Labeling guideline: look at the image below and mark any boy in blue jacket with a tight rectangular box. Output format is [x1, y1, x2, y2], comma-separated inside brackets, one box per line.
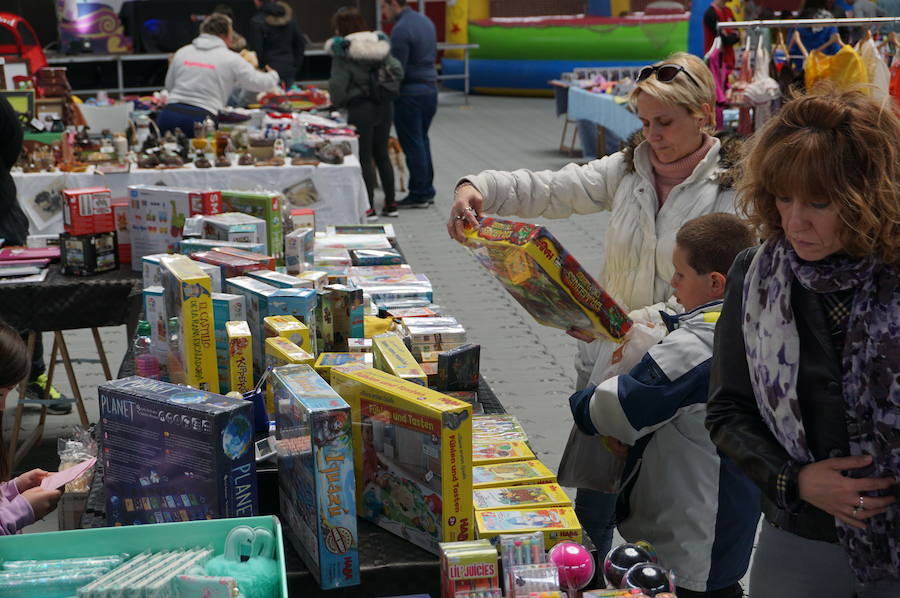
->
[569, 213, 759, 598]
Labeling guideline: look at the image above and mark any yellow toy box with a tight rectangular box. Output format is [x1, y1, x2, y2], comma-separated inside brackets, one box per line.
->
[473, 441, 536, 465]
[372, 334, 427, 386]
[439, 539, 501, 598]
[160, 255, 219, 393]
[264, 337, 314, 413]
[330, 367, 473, 555]
[313, 352, 373, 383]
[464, 218, 631, 342]
[226, 321, 253, 394]
[475, 507, 582, 549]
[264, 315, 311, 354]
[472, 460, 556, 489]
[473, 483, 572, 511]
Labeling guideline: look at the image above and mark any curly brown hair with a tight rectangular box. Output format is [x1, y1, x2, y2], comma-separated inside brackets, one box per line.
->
[737, 84, 900, 264]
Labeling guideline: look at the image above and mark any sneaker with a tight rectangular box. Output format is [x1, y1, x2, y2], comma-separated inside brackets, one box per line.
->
[365, 208, 378, 221]
[381, 204, 399, 218]
[396, 196, 431, 209]
[25, 374, 73, 415]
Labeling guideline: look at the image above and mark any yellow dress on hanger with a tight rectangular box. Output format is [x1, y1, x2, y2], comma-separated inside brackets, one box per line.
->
[804, 45, 870, 92]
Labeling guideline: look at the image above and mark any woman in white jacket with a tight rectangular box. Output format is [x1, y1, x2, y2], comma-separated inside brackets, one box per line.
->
[447, 52, 739, 556]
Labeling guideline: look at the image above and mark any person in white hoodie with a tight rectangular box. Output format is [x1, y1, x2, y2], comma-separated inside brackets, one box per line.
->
[446, 52, 740, 559]
[158, 13, 280, 137]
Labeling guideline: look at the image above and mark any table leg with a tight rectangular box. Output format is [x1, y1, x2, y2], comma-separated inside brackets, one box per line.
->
[91, 328, 112, 381]
[463, 48, 470, 106]
[55, 331, 90, 428]
[6, 332, 35, 474]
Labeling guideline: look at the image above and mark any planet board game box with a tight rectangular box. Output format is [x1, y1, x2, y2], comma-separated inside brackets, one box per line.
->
[464, 218, 631, 342]
[330, 367, 473, 555]
[99, 376, 256, 526]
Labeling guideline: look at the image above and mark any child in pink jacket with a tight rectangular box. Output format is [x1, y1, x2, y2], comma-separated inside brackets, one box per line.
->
[0, 321, 62, 534]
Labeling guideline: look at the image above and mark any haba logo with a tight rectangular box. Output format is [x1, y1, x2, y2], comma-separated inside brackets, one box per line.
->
[457, 517, 471, 540]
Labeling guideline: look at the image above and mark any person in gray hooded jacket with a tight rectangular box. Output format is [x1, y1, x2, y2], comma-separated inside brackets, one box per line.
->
[327, 7, 404, 218]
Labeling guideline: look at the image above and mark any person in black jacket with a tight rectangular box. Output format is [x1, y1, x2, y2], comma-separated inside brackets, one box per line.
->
[0, 96, 71, 414]
[248, 0, 305, 87]
[707, 86, 900, 597]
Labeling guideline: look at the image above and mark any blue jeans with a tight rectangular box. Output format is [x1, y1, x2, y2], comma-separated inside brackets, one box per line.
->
[393, 92, 437, 199]
[156, 103, 214, 138]
[574, 488, 617, 558]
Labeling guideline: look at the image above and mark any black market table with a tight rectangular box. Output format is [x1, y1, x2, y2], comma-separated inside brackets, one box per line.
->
[0, 264, 142, 471]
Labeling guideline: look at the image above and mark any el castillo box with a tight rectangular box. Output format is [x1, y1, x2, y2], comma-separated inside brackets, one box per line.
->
[330, 367, 473, 555]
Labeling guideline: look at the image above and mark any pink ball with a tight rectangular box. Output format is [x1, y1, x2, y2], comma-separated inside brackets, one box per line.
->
[548, 541, 595, 591]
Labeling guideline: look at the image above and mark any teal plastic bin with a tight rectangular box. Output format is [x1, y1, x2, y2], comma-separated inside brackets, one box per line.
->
[0, 515, 289, 598]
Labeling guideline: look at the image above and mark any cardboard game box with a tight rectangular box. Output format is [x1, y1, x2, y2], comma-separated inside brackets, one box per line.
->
[372, 334, 427, 386]
[472, 441, 536, 465]
[160, 255, 219, 393]
[99, 376, 257, 526]
[313, 353, 373, 383]
[472, 483, 572, 510]
[63, 186, 114, 235]
[60, 231, 118, 276]
[128, 185, 222, 271]
[272, 365, 359, 590]
[221, 190, 283, 263]
[323, 285, 364, 351]
[464, 218, 631, 342]
[285, 227, 315, 274]
[203, 212, 266, 246]
[472, 460, 556, 489]
[265, 315, 312, 354]
[112, 201, 131, 265]
[474, 507, 581, 548]
[437, 344, 481, 391]
[226, 321, 253, 394]
[143, 286, 168, 357]
[330, 367, 473, 555]
[213, 293, 246, 393]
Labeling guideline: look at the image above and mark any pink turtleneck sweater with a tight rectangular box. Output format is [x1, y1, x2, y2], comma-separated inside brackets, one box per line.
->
[649, 134, 716, 206]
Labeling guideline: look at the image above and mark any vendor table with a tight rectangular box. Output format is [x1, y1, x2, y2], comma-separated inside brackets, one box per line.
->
[13, 156, 369, 235]
[565, 86, 642, 160]
[0, 265, 142, 471]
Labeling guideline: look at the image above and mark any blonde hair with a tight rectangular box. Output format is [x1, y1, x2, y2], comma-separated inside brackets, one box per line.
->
[629, 52, 716, 132]
[738, 84, 900, 264]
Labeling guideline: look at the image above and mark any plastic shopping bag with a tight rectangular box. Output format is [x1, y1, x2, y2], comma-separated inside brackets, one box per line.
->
[558, 323, 666, 491]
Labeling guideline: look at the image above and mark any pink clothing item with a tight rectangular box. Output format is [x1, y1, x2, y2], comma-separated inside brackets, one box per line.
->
[0, 478, 35, 535]
[649, 134, 716, 206]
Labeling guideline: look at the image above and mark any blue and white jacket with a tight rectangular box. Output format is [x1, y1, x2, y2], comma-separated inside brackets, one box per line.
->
[588, 301, 760, 592]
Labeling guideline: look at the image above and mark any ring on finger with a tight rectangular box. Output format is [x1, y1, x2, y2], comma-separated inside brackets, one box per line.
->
[455, 215, 465, 220]
[859, 495, 865, 509]
[852, 506, 861, 518]
[464, 207, 475, 213]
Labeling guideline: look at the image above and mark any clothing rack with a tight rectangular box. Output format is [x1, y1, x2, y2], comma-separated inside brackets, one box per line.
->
[717, 16, 900, 29]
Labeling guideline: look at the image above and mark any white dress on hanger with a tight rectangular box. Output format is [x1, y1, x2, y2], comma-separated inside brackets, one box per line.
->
[856, 37, 891, 102]
[744, 38, 781, 130]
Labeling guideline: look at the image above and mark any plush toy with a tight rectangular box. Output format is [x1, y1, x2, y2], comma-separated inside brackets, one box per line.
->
[205, 526, 279, 598]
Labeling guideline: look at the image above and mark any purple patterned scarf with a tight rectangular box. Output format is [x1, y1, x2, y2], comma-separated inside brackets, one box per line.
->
[743, 235, 900, 582]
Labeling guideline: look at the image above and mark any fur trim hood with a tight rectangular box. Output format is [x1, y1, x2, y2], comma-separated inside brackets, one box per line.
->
[325, 31, 391, 62]
[620, 131, 742, 190]
[260, 1, 293, 27]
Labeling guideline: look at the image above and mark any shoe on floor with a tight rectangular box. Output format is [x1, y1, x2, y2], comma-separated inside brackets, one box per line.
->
[381, 204, 399, 217]
[25, 374, 73, 415]
[365, 208, 378, 221]
[396, 196, 431, 209]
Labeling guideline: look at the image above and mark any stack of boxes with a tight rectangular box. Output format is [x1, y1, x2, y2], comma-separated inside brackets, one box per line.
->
[61, 187, 118, 275]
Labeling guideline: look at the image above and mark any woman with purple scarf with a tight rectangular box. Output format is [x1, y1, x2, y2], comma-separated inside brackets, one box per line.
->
[706, 85, 899, 597]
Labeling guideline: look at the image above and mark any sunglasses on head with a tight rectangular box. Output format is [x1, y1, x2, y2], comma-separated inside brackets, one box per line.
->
[636, 64, 701, 89]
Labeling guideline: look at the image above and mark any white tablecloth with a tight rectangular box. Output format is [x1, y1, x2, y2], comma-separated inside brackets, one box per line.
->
[567, 87, 642, 141]
[14, 155, 369, 235]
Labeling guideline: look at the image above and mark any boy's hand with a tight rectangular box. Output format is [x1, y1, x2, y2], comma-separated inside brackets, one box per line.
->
[21, 487, 62, 520]
[568, 386, 598, 435]
[603, 436, 629, 457]
[15, 469, 49, 492]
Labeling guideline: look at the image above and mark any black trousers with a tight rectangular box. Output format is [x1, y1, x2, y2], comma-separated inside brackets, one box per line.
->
[347, 98, 395, 209]
[677, 582, 744, 598]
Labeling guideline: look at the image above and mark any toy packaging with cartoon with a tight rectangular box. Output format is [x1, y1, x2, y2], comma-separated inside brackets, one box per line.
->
[463, 218, 631, 342]
[128, 185, 223, 271]
[474, 507, 582, 548]
[202, 212, 267, 246]
[213, 293, 246, 393]
[473, 414, 530, 444]
[226, 321, 253, 395]
[472, 440, 536, 465]
[473, 460, 556, 489]
[323, 284, 364, 351]
[160, 255, 219, 393]
[142, 285, 168, 357]
[99, 376, 257, 526]
[313, 353, 373, 383]
[265, 315, 312, 354]
[439, 539, 502, 598]
[272, 365, 359, 590]
[437, 344, 481, 391]
[472, 483, 572, 510]
[330, 367, 473, 555]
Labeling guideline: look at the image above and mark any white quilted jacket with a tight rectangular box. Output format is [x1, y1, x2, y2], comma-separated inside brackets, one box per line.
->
[463, 138, 737, 313]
